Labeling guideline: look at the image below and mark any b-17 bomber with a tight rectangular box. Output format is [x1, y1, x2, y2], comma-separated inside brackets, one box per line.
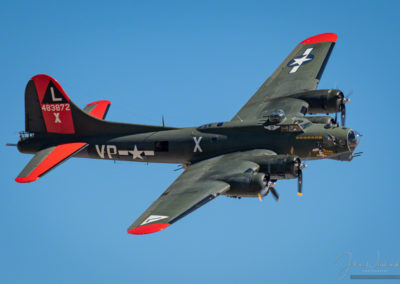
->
[12, 33, 361, 235]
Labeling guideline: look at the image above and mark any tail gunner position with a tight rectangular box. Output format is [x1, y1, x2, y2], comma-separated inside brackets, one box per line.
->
[12, 33, 361, 234]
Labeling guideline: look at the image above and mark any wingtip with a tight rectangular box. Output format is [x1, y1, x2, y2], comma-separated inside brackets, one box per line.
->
[127, 223, 170, 235]
[15, 176, 39, 183]
[300, 33, 338, 45]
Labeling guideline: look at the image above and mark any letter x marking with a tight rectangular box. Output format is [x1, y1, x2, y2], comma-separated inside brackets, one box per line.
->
[54, 112, 61, 123]
[193, 136, 203, 152]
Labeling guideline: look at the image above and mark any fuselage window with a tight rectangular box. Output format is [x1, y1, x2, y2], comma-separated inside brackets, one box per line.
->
[198, 123, 212, 129]
[300, 122, 312, 129]
[281, 125, 302, 132]
[155, 141, 169, 152]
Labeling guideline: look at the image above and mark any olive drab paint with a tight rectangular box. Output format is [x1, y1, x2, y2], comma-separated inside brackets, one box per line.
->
[14, 33, 361, 235]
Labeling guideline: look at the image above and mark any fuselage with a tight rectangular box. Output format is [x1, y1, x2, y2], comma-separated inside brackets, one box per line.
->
[18, 120, 357, 165]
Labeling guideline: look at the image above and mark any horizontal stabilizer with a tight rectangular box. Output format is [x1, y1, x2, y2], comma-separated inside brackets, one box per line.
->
[83, 100, 111, 119]
[15, 142, 87, 183]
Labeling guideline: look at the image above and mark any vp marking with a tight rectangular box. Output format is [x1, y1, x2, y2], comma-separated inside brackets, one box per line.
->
[54, 112, 61, 123]
[193, 136, 203, 152]
[95, 145, 117, 159]
[287, 48, 314, 73]
[95, 144, 155, 160]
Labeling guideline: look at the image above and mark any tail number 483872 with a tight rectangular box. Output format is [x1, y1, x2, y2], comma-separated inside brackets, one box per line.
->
[41, 103, 70, 112]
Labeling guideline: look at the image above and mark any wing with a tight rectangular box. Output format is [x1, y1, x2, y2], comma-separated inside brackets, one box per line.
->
[127, 150, 274, 235]
[232, 33, 337, 122]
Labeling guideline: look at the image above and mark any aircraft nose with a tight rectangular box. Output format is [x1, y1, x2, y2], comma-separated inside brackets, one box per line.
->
[347, 129, 362, 152]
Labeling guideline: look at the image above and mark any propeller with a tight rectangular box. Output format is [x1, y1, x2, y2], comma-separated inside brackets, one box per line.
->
[269, 187, 279, 201]
[258, 180, 278, 202]
[339, 98, 350, 126]
[296, 160, 307, 196]
[297, 168, 303, 196]
[6, 143, 17, 147]
[337, 91, 352, 126]
[258, 159, 306, 201]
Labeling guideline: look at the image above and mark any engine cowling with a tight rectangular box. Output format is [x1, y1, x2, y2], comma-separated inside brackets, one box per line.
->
[223, 172, 266, 197]
[292, 89, 343, 114]
[250, 155, 303, 180]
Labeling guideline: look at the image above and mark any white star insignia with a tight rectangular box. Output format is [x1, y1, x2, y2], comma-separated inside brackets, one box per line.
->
[129, 145, 143, 159]
[291, 56, 312, 66]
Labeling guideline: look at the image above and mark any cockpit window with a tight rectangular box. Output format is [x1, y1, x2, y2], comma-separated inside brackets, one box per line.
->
[322, 135, 335, 147]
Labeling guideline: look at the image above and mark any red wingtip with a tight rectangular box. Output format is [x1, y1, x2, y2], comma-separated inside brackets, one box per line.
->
[127, 223, 170, 235]
[15, 176, 39, 183]
[300, 33, 338, 45]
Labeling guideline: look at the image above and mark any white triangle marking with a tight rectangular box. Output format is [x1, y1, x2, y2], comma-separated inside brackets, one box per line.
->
[141, 215, 169, 225]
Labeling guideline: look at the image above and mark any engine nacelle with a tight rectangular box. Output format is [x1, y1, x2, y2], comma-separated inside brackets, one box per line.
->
[250, 154, 302, 180]
[292, 89, 343, 114]
[223, 172, 266, 197]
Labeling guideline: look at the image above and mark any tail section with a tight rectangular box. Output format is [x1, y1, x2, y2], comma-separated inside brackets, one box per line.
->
[17, 74, 177, 183]
[25, 74, 175, 136]
[25, 74, 105, 134]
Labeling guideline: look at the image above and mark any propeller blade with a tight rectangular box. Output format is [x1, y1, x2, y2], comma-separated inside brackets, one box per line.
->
[258, 185, 270, 202]
[297, 169, 303, 196]
[269, 187, 279, 202]
[6, 143, 17, 146]
[346, 89, 354, 99]
[341, 103, 346, 126]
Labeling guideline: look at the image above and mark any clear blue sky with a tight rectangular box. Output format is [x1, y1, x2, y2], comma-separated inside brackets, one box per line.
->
[1, 1, 399, 283]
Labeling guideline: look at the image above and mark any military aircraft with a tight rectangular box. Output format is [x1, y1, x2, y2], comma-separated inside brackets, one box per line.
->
[12, 33, 361, 235]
